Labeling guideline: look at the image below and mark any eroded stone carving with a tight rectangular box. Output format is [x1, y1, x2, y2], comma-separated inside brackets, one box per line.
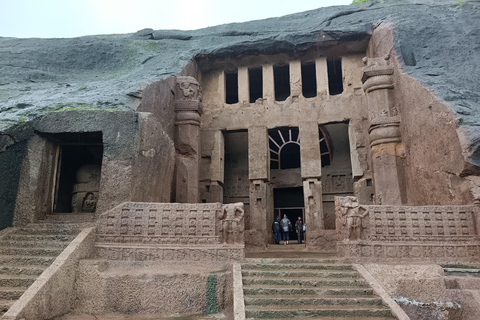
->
[335, 196, 368, 240]
[219, 202, 245, 244]
[174, 76, 203, 119]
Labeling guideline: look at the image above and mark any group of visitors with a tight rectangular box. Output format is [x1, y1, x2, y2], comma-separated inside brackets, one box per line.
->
[272, 214, 305, 245]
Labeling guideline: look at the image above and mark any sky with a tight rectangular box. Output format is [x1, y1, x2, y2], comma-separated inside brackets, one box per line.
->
[0, 0, 352, 38]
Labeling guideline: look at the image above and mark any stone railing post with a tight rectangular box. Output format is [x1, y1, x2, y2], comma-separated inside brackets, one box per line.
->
[362, 55, 403, 205]
[174, 76, 202, 203]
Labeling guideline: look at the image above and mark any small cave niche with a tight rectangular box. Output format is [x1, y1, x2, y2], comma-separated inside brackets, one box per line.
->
[48, 132, 103, 214]
[248, 67, 263, 103]
[327, 58, 343, 96]
[301, 62, 317, 98]
[274, 64, 290, 101]
[225, 69, 239, 104]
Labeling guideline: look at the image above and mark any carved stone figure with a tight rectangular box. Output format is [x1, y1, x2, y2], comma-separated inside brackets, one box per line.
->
[71, 164, 101, 213]
[82, 192, 97, 213]
[335, 196, 368, 241]
[219, 202, 245, 244]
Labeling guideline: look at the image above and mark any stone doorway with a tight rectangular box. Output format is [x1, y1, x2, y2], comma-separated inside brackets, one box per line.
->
[51, 132, 103, 214]
[273, 187, 305, 242]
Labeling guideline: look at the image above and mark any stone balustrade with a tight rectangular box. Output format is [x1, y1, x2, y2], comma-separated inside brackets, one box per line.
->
[335, 196, 480, 262]
[95, 202, 245, 261]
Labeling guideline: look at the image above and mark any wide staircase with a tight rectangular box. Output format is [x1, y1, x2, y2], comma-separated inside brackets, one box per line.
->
[0, 218, 91, 315]
[241, 258, 396, 319]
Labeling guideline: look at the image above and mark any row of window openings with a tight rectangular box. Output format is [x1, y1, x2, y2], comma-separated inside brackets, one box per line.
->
[225, 58, 343, 104]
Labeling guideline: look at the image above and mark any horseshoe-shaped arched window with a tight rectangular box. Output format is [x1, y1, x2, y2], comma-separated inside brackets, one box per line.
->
[269, 127, 332, 170]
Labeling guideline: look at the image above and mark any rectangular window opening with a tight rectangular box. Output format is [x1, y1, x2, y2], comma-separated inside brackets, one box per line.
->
[327, 58, 343, 96]
[301, 62, 317, 98]
[225, 69, 239, 104]
[248, 67, 263, 103]
[274, 64, 290, 101]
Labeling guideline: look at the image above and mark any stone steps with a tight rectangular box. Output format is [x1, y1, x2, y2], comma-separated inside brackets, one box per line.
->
[0, 300, 15, 313]
[0, 246, 64, 256]
[241, 258, 396, 320]
[0, 275, 37, 287]
[0, 239, 72, 249]
[3, 234, 76, 242]
[245, 305, 394, 318]
[0, 255, 56, 266]
[0, 287, 26, 300]
[243, 277, 368, 287]
[243, 286, 374, 296]
[246, 318, 397, 320]
[245, 296, 385, 306]
[0, 223, 85, 316]
[242, 270, 360, 278]
[0, 265, 46, 276]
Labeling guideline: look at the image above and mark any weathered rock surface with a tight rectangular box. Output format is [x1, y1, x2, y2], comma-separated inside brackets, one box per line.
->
[0, 0, 479, 164]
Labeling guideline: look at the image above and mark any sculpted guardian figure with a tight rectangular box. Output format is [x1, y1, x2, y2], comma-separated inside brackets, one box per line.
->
[220, 202, 245, 244]
[335, 196, 368, 241]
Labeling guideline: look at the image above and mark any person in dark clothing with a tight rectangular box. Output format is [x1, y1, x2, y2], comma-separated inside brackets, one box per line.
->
[280, 214, 292, 245]
[295, 216, 304, 244]
[272, 216, 281, 244]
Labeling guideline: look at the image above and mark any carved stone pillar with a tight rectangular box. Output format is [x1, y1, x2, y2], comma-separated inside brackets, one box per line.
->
[362, 55, 403, 205]
[247, 126, 271, 249]
[174, 76, 202, 203]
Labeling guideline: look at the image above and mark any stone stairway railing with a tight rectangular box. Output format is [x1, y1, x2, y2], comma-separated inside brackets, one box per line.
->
[1, 223, 95, 320]
[335, 196, 480, 263]
[234, 258, 408, 320]
[95, 202, 245, 262]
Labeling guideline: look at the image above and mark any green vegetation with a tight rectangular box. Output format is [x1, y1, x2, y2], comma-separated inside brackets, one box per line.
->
[456, 0, 465, 8]
[351, 0, 374, 4]
[205, 273, 218, 314]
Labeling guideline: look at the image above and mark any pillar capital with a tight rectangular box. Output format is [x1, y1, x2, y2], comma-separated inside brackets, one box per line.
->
[174, 76, 202, 126]
[361, 55, 394, 82]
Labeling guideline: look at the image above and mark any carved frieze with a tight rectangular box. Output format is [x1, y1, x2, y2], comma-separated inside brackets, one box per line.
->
[335, 196, 480, 261]
[95, 245, 244, 262]
[322, 174, 353, 194]
[97, 202, 223, 244]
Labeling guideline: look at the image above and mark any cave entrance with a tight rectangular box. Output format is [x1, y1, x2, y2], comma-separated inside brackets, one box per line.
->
[49, 132, 103, 214]
[273, 187, 305, 242]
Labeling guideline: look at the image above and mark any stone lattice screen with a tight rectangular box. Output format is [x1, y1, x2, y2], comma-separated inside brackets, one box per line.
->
[97, 202, 222, 245]
[95, 202, 245, 261]
[335, 197, 480, 262]
[362, 205, 477, 241]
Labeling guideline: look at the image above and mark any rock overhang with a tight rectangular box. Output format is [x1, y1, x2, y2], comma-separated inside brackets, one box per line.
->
[0, 0, 479, 164]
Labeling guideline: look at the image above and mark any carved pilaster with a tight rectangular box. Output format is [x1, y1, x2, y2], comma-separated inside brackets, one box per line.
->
[362, 55, 403, 205]
[174, 76, 202, 203]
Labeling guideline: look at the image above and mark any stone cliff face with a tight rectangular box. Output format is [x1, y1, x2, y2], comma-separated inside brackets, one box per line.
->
[0, 0, 479, 166]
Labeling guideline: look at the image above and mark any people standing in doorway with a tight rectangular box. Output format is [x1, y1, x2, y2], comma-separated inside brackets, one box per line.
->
[280, 214, 292, 245]
[272, 216, 281, 244]
[295, 217, 304, 244]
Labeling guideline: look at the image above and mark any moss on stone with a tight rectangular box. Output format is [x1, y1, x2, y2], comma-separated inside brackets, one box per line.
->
[205, 273, 218, 314]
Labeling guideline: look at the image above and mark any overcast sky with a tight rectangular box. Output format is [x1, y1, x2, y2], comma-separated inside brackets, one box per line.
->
[0, 0, 352, 38]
